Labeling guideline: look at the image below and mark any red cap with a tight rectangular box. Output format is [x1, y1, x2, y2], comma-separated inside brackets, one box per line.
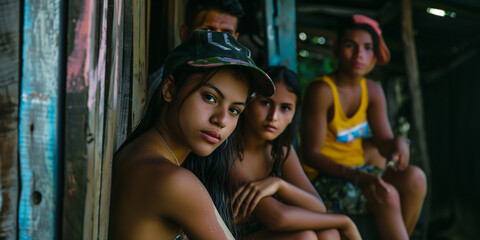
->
[352, 14, 390, 65]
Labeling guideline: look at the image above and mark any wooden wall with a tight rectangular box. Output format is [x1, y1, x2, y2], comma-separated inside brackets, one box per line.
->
[0, 0, 20, 239]
[62, 0, 149, 239]
[0, 0, 151, 239]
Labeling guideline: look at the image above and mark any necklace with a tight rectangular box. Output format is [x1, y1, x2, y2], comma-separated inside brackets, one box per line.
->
[153, 128, 180, 166]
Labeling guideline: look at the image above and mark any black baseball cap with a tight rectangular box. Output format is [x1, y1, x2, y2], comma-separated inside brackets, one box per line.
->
[163, 30, 275, 97]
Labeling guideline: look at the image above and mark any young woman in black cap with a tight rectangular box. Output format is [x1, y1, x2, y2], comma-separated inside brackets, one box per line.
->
[300, 15, 426, 240]
[109, 30, 274, 240]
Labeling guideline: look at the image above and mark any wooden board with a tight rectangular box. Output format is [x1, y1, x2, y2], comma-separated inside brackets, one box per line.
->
[132, 0, 148, 128]
[0, 0, 21, 238]
[18, 0, 61, 239]
[63, 0, 95, 238]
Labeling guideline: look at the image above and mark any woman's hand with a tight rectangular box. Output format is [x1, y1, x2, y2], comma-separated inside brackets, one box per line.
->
[339, 217, 362, 240]
[389, 136, 410, 171]
[232, 177, 283, 218]
[355, 171, 389, 205]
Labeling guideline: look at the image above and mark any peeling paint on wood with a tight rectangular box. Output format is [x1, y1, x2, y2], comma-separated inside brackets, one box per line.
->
[63, 0, 94, 238]
[18, 0, 61, 239]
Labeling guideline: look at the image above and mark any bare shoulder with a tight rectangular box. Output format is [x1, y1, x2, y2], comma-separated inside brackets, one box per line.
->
[304, 78, 334, 109]
[116, 153, 209, 212]
[306, 78, 333, 97]
[147, 162, 206, 200]
[365, 78, 386, 103]
[284, 145, 299, 162]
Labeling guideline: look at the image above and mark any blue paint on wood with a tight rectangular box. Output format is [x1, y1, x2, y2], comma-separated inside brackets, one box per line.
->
[19, 0, 60, 239]
[265, 0, 297, 71]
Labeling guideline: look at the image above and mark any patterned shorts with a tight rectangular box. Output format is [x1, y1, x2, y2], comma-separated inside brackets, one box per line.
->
[311, 165, 385, 215]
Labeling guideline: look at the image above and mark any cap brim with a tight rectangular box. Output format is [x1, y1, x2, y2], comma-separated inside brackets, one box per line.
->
[187, 57, 275, 97]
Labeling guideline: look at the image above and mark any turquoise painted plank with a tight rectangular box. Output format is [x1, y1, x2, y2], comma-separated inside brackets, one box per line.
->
[19, 0, 61, 239]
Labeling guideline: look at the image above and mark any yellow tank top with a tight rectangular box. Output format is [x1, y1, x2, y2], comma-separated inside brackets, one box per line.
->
[303, 75, 370, 180]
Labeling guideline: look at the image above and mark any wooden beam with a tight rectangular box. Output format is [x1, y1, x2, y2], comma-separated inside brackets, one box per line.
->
[63, 1, 95, 238]
[115, 0, 133, 151]
[97, 0, 127, 238]
[132, 0, 148, 128]
[265, 0, 297, 71]
[401, 0, 431, 237]
[0, 0, 20, 239]
[18, 0, 61, 239]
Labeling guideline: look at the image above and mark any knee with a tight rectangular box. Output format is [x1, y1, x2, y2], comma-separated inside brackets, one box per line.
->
[295, 230, 318, 240]
[367, 183, 401, 211]
[382, 184, 401, 208]
[403, 166, 427, 195]
[316, 228, 340, 240]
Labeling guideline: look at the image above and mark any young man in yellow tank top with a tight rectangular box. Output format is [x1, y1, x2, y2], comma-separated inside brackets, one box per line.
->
[300, 15, 427, 240]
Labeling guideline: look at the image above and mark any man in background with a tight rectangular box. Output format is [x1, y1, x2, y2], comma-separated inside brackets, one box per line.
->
[148, 0, 245, 100]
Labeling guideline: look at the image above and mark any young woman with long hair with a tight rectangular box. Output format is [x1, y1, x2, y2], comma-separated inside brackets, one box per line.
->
[109, 30, 274, 240]
[231, 66, 361, 240]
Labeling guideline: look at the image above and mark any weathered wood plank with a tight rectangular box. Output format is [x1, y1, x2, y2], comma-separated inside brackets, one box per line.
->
[63, 0, 95, 238]
[115, 0, 133, 151]
[84, 1, 109, 238]
[18, 0, 61, 239]
[97, 0, 126, 238]
[401, 0, 431, 237]
[132, 0, 148, 127]
[0, 1, 20, 238]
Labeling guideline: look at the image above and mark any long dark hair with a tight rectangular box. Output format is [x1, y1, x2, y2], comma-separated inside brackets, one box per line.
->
[235, 66, 302, 177]
[182, 127, 242, 236]
[114, 64, 253, 235]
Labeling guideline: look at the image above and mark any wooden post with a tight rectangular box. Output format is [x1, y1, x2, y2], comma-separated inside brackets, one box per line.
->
[0, 0, 21, 239]
[132, 0, 149, 128]
[265, 0, 297, 71]
[401, 0, 431, 237]
[97, 0, 128, 238]
[63, 1, 92, 238]
[82, 1, 108, 238]
[115, 0, 133, 151]
[18, 0, 61, 239]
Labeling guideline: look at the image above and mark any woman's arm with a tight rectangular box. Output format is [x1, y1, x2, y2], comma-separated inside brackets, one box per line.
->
[232, 145, 327, 217]
[233, 175, 325, 218]
[366, 80, 409, 170]
[280, 145, 326, 212]
[253, 197, 361, 239]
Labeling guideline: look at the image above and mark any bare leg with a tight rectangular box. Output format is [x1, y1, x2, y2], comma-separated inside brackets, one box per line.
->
[365, 183, 409, 240]
[382, 166, 427, 235]
[316, 229, 341, 240]
[364, 138, 427, 236]
[246, 229, 318, 240]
